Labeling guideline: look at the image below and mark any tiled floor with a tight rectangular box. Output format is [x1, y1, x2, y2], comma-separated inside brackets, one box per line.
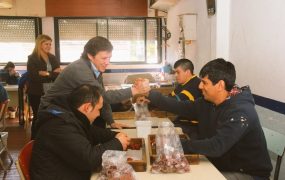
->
[0, 117, 30, 180]
[257, 106, 285, 180]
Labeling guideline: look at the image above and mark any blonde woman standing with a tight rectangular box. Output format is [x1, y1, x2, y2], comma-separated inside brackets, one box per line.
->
[27, 34, 61, 139]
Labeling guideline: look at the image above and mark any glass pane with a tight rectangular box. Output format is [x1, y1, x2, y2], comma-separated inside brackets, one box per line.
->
[0, 18, 36, 63]
[57, 18, 161, 64]
[108, 19, 145, 62]
[58, 19, 107, 63]
[97, 19, 108, 38]
[146, 19, 159, 64]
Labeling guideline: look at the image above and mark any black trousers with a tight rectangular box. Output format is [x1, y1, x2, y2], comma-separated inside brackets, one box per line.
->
[28, 94, 41, 140]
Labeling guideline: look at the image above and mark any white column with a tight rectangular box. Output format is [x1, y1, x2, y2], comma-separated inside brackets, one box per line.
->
[215, 0, 231, 60]
[42, 17, 56, 55]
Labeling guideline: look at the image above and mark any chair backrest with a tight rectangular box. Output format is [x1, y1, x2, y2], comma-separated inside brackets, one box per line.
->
[124, 73, 155, 84]
[0, 100, 9, 131]
[18, 71, 29, 89]
[18, 140, 34, 180]
[262, 127, 285, 180]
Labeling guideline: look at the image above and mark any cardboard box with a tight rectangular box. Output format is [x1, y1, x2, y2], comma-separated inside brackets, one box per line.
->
[127, 138, 147, 172]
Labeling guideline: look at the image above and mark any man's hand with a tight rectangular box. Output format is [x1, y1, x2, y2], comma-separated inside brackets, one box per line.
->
[110, 122, 129, 129]
[132, 95, 150, 104]
[115, 132, 130, 150]
[131, 78, 151, 96]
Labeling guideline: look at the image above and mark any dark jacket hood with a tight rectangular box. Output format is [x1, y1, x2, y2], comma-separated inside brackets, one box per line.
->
[230, 86, 254, 104]
[36, 95, 90, 131]
[217, 85, 255, 109]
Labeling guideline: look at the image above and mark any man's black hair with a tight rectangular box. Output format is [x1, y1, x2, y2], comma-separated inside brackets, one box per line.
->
[199, 58, 236, 91]
[69, 84, 101, 109]
[4, 61, 15, 70]
[174, 59, 194, 74]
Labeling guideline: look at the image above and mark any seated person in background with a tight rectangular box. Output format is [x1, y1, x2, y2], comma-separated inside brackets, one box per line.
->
[0, 83, 8, 103]
[170, 59, 201, 101]
[0, 61, 20, 85]
[30, 84, 130, 180]
[170, 59, 202, 139]
[144, 58, 272, 179]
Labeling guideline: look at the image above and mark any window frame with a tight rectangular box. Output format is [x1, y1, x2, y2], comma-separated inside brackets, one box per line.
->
[0, 16, 42, 66]
[54, 16, 162, 65]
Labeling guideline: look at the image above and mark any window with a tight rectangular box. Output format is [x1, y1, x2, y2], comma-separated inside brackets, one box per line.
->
[55, 17, 161, 64]
[0, 17, 41, 64]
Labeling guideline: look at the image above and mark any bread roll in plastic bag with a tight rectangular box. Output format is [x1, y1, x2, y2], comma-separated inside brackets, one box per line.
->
[97, 150, 137, 180]
[151, 122, 190, 174]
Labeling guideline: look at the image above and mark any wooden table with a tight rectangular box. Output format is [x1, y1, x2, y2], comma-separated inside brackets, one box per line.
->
[113, 117, 172, 127]
[91, 128, 226, 180]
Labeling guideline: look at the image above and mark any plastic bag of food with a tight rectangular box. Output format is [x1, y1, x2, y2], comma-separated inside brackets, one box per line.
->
[131, 78, 151, 120]
[97, 150, 137, 180]
[151, 122, 190, 174]
[133, 97, 151, 120]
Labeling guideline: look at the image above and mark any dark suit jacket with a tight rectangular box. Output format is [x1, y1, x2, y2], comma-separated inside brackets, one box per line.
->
[27, 53, 60, 96]
[40, 58, 132, 125]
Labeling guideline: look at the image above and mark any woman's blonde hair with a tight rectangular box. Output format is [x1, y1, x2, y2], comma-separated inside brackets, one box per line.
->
[33, 34, 52, 59]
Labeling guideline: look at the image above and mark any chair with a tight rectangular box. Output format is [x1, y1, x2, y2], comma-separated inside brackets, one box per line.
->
[152, 86, 174, 96]
[262, 127, 285, 180]
[124, 73, 156, 84]
[0, 99, 9, 131]
[0, 99, 14, 171]
[23, 95, 32, 130]
[18, 72, 32, 129]
[16, 140, 34, 180]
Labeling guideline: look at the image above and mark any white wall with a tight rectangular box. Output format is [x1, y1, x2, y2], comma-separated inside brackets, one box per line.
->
[215, 0, 230, 60]
[167, 0, 285, 102]
[229, 0, 285, 102]
[42, 17, 55, 54]
[167, 0, 213, 75]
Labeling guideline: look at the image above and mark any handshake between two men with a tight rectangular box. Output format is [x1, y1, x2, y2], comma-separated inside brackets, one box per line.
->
[131, 78, 151, 105]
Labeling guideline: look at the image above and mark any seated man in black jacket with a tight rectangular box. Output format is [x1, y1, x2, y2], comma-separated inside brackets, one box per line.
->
[30, 84, 130, 180]
[142, 58, 272, 179]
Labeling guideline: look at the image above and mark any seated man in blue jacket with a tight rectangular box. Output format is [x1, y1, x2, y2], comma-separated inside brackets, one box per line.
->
[30, 84, 130, 180]
[142, 58, 272, 179]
